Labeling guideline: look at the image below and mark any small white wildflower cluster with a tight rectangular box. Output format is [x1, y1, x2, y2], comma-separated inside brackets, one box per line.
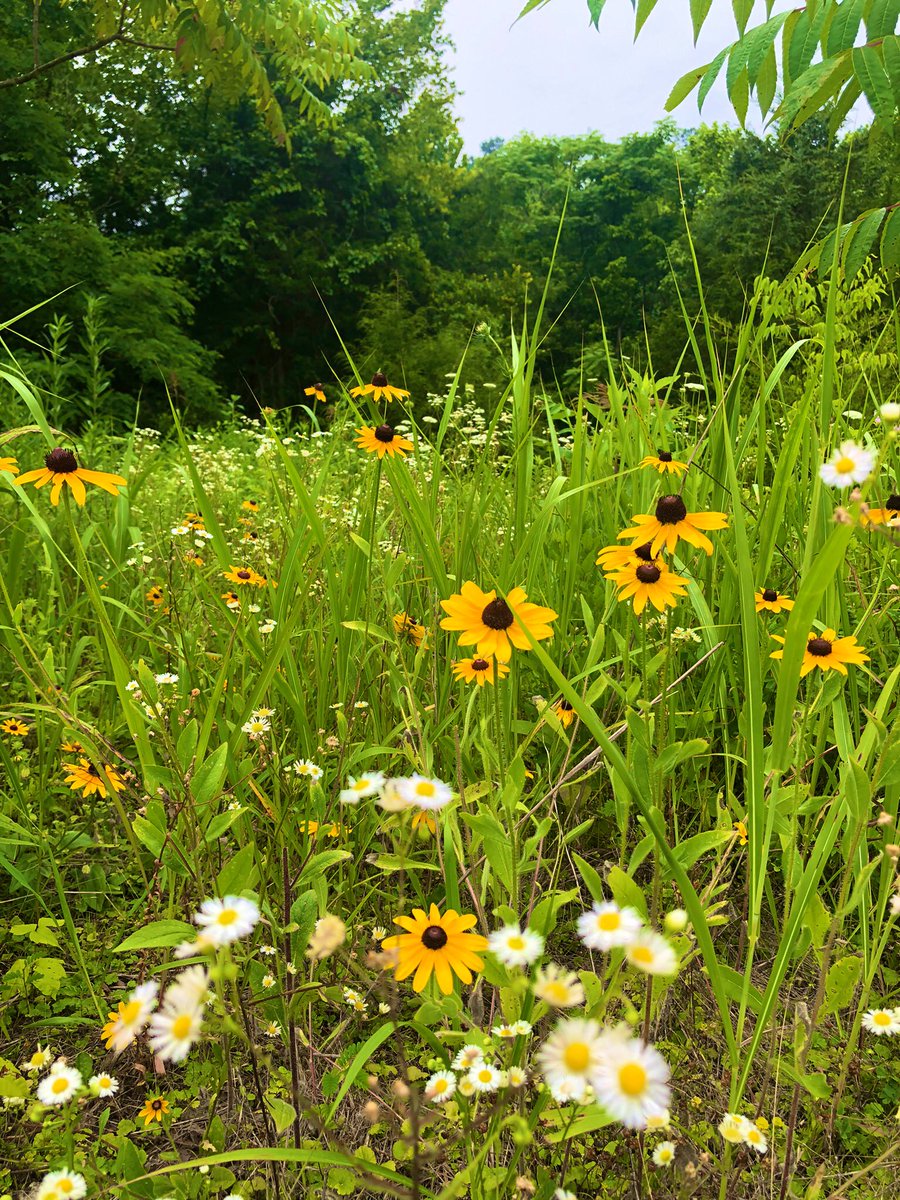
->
[127, 673, 180, 722]
[242, 707, 274, 739]
[100, 966, 211, 1065]
[292, 757, 323, 782]
[337, 770, 453, 813]
[719, 1112, 768, 1153]
[423, 1040, 530, 1105]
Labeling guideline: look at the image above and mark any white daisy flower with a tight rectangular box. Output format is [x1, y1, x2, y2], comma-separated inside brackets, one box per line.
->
[89, 1072, 119, 1097]
[376, 778, 414, 812]
[251, 707, 275, 720]
[591, 1036, 670, 1129]
[22, 1045, 53, 1073]
[549, 1077, 589, 1103]
[718, 1112, 750, 1143]
[577, 902, 643, 951]
[425, 1070, 457, 1102]
[292, 758, 323, 782]
[452, 1044, 487, 1070]
[467, 1063, 503, 1092]
[555, 1189, 577, 1200]
[394, 774, 453, 811]
[194, 895, 260, 945]
[264, 1021, 281, 1037]
[652, 1140, 676, 1166]
[260, 943, 277, 956]
[625, 931, 678, 976]
[37, 1066, 82, 1106]
[242, 717, 270, 739]
[487, 923, 544, 967]
[819, 440, 875, 488]
[507, 1066, 528, 1088]
[862, 1008, 900, 1035]
[645, 1108, 671, 1130]
[101, 981, 159, 1052]
[261, 974, 276, 989]
[743, 1121, 768, 1153]
[339, 772, 386, 804]
[148, 1001, 205, 1062]
[37, 1169, 87, 1199]
[492, 1024, 518, 1039]
[512, 1020, 533, 1036]
[154, 673, 179, 685]
[457, 1074, 476, 1097]
[533, 964, 586, 1008]
[537, 1018, 608, 1100]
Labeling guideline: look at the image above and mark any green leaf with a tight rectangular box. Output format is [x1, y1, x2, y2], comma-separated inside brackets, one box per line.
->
[852, 45, 895, 119]
[113, 919, 195, 953]
[204, 807, 245, 842]
[698, 44, 732, 109]
[572, 853, 605, 904]
[732, 0, 753, 35]
[192, 743, 230, 807]
[587, 0, 606, 27]
[664, 829, 731, 874]
[787, 4, 828, 82]
[635, 0, 661, 39]
[826, 0, 865, 57]
[881, 206, 900, 272]
[216, 843, 259, 895]
[822, 956, 862, 1017]
[866, 0, 900, 39]
[691, 0, 713, 41]
[132, 814, 166, 858]
[461, 811, 514, 894]
[665, 63, 709, 111]
[32, 957, 66, 998]
[606, 865, 648, 918]
[265, 1096, 297, 1136]
[0, 1077, 30, 1099]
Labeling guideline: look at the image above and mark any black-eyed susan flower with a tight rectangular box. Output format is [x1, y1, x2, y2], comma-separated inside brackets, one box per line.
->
[222, 590, 241, 609]
[1, 717, 29, 737]
[734, 819, 748, 845]
[223, 565, 264, 587]
[861, 492, 900, 526]
[139, 1096, 170, 1126]
[595, 539, 657, 577]
[770, 628, 869, 677]
[241, 499, 260, 513]
[617, 495, 728, 557]
[60, 739, 83, 754]
[0, 456, 19, 475]
[551, 698, 575, 727]
[146, 585, 164, 606]
[350, 372, 410, 404]
[16, 447, 126, 506]
[243, 529, 259, 543]
[393, 611, 426, 646]
[639, 451, 687, 476]
[755, 588, 794, 614]
[355, 424, 413, 459]
[610, 558, 689, 614]
[297, 820, 344, 838]
[184, 512, 205, 529]
[411, 810, 437, 836]
[440, 582, 557, 663]
[304, 384, 326, 403]
[381, 903, 488, 994]
[452, 655, 509, 686]
[64, 758, 126, 798]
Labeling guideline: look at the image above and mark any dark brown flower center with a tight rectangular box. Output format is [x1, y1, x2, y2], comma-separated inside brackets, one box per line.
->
[237, 570, 252, 580]
[481, 598, 514, 630]
[762, 589, 778, 602]
[807, 637, 833, 657]
[636, 564, 662, 584]
[886, 494, 900, 511]
[374, 424, 394, 443]
[421, 925, 448, 950]
[150, 1099, 163, 1111]
[472, 658, 490, 671]
[558, 699, 573, 711]
[314, 383, 323, 391]
[655, 494, 687, 525]
[45, 448, 77, 474]
[634, 542, 654, 562]
[86, 763, 101, 777]
[658, 451, 673, 462]
[371, 372, 388, 388]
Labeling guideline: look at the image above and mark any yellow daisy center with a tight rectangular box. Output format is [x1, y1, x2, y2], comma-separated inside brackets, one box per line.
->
[618, 1062, 648, 1096]
[99, 1076, 111, 1087]
[835, 455, 856, 473]
[507, 935, 526, 950]
[434, 1079, 448, 1092]
[353, 780, 368, 791]
[171, 1014, 193, 1039]
[477, 1068, 493, 1083]
[630, 945, 653, 965]
[546, 983, 567, 1001]
[216, 908, 238, 926]
[746, 1128, 762, 1143]
[416, 781, 436, 797]
[597, 912, 620, 931]
[52, 1077, 69, 1094]
[874, 1012, 892, 1026]
[58, 1182, 74, 1195]
[563, 1042, 590, 1071]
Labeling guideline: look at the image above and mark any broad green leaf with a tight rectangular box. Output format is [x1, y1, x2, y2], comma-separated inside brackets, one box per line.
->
[265, 1096, 297, 1136]
[866, 0, 900, 39]
[852, 45, 895, 118]
[572, 852, 605, 904]
[665, 62, 709, 110]
[821, 955, 862, 1017]
[606, 865, 647, 918]
[881, 206, 900, 272]
[216, 843, 259, 895]
[192, 743, 230, 807]
[113, 919, 195, 953]
[698, 44, 732, 109]
[786, 4, 828, 82]
[825, 0, 864, 57]
[843, 208, 886, 280]
[691, 0, 714, 41]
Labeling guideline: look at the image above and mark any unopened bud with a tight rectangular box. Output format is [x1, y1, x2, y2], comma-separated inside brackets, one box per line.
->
[833, 506, 852, 525]
[363, 1100, 380, 1123]
[877, 811, 893, 826]
[391, 1079, 410, 1100]
[886, 844, 900, 862]
[664, 908, 688, 932]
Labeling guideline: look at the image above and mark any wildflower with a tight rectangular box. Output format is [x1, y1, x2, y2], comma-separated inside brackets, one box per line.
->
[734, 819, 748, 844]
[306, 914, 347, 961]
[22, 1045, 53, 1076]
[260, 943, 277, 956]
[16, 448, 126, 505]
[652, 1141, 676, 1166]
[554, 1190, 576, 1200]
[537, 1019, 608, 1102]
[612, 557, 690, 614]
[743, 1121, 768, 1153]
[64, 758, 125, 798]
[770, 629, 869, 677]
[37, 1170, 87, 1199]
[154, 672, 178, 685]
[880, 402, 900, 423]
[343, 987, 367, 1013]
[820, 441, 875, 487]
[264, 1021, 281, 1037]
[241, 499, 260, 512]
[452, 655, 509, 687]
[718, 1112, 749, 1143]
[625, 930, 678, 976]
[1, 717, 29, 737]
[493, 1023, 520, 1038]
[488, 923, 544, 967]
[862, 1008, 900, 1035]
[617, 495, 728, 556]
[146, 586, 164, 606]
[354, 700, 369, 710]
[426, 1070, 457, 1102]
[89, 1072, 119, 1097]
[411, 810, 437, 835]
[223, 565, 264, 587]
[37, 1066, 82, 1106]
[372, 926, 387, 941]
[861, 492, 900, 526]
[339, 772, 385, 804]
[550, 698, 576, 727]
[440, 582, 557, 663]
[184, 511, 204, 528]
[242, 716, 270, 739]
[507, 1066, 528, 1088]
[0, 455, 19, 475]
[640, 451, 687, 476]
[664, 909, 688, 933]
[592, 1035, 671, 1128]
[646, 1108, 671, 1130]
[350, 372, 410, 404]
[194, 896, 260, 946]
[139, 1095, 170, 1125]
[596, 540, 657, 577]
[394, 774, 453, 811]
[577, 902, 642, 952]
[512, 1019, 533, 1035]
[304, 384, 326, 403]
[293, 758, 323, 782]
[148, 999, 204, 1062]
[394, 612, 426, 646]
[60, 739, 84, 753]
[453, 1044, 486, 1070]
[377, 778, 412, 812]
[457, 1075, 476, 1097]
[355, 424, 414, 459]
[467, 1062, 503, 1092]
[101, 981, 159, 1052]
[382, 903, 488, 994]
[222, 590, 241, 610]
[755, 588, 794, 614]
[258, 618, 276, 634]
[534, 964, 586, 1008]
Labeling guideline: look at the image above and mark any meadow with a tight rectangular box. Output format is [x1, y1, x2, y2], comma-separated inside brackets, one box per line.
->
[1, 267, 900, 1200]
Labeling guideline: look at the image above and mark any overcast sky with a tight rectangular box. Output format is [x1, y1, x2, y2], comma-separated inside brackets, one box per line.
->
[442, 0, 868, 154]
